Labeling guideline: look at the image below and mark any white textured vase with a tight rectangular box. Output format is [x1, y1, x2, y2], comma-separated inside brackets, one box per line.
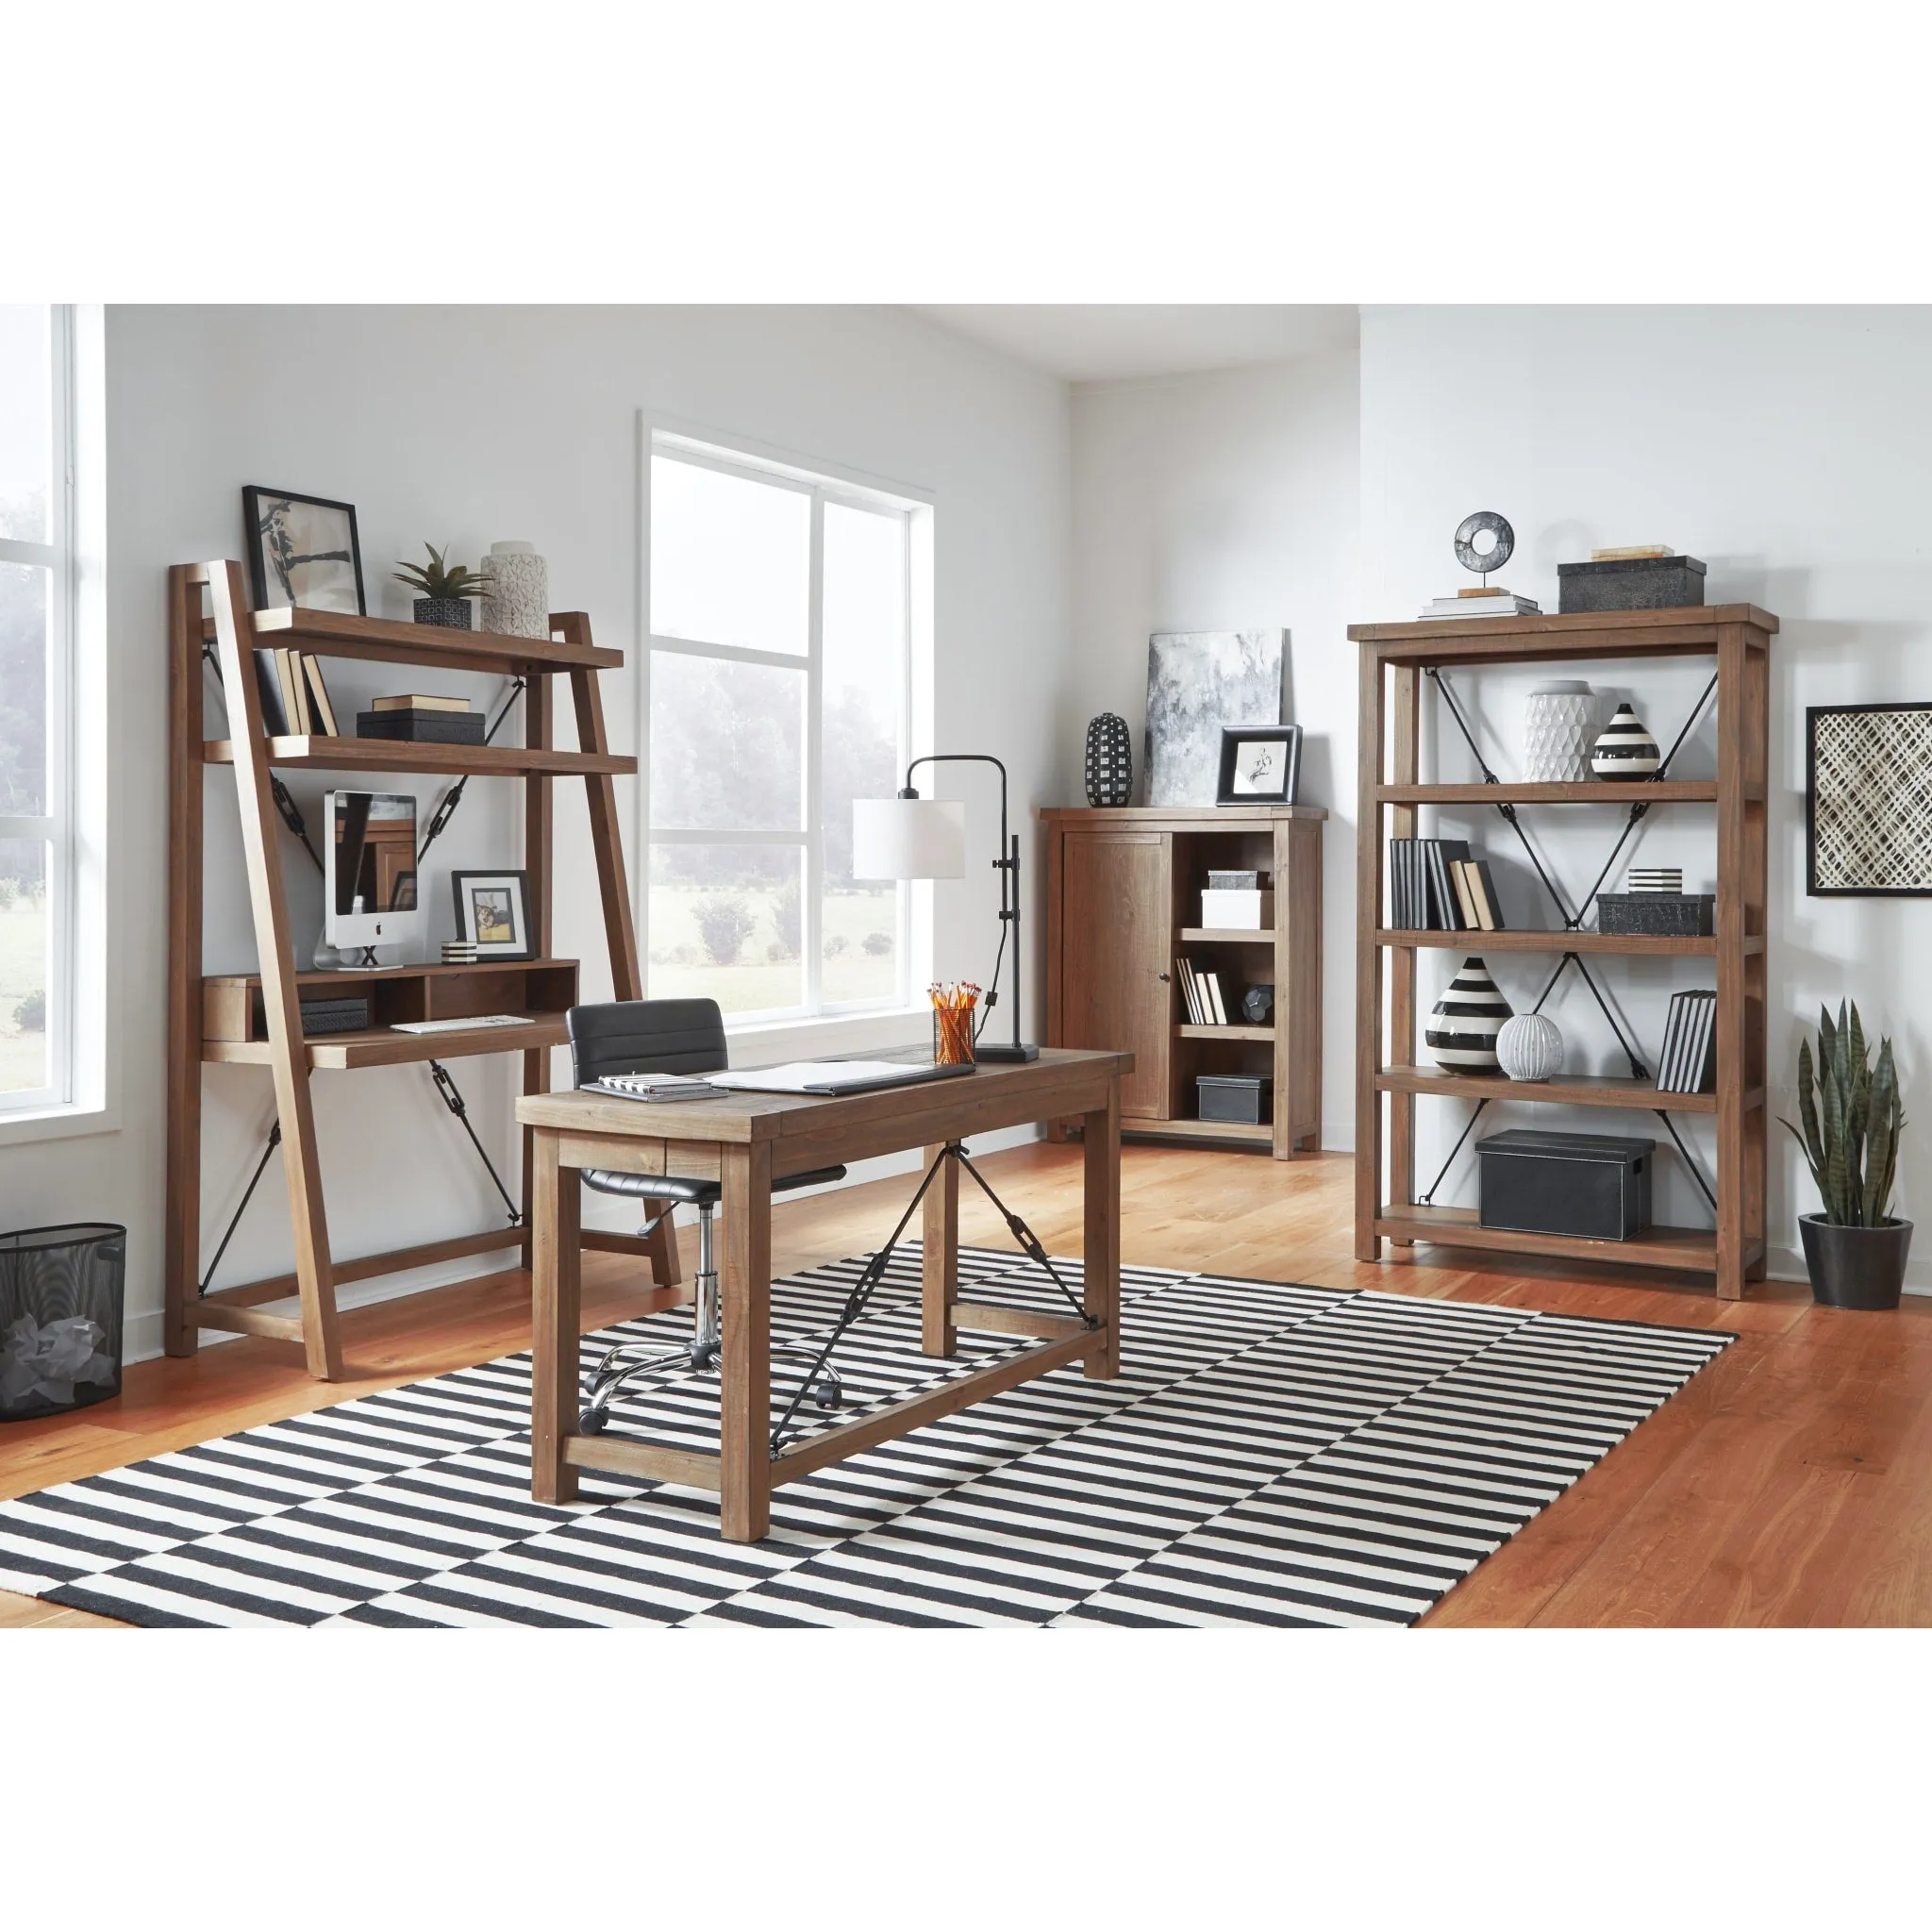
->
[1496, 1012, 1564, 1082]
[1524, 680, 1596, 783]
[480, 541, 549, 639]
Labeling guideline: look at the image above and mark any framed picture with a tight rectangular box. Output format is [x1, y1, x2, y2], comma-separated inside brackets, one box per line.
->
[1807, 703, 1932, 895]
[1216, 724, 1303, 806]
[242, 485, 366, 615]
[1144, 629, 1286, 806]
[451, 870, 535, 958]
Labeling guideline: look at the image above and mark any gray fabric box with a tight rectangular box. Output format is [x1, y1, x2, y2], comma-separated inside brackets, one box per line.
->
[1557, 556, 1707, 613]
[1597, 892, 1715, 937]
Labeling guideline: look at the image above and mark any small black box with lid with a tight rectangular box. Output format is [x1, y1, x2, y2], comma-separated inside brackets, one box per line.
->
[1477, 1129, 1654, 1241]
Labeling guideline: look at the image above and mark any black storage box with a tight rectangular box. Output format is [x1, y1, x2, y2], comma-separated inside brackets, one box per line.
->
[357, 708, 488, 746]
[1596, 891, 1715, 937]
[299, 993, 373, 1036]
[1557, 555, 1706, 613]
[1478, 1129, 1654, 1240]
[1197, 1074, 1271, 1125]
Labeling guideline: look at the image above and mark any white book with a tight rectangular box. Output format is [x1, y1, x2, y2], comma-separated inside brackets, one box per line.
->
[1206, 973, 1227, 1026]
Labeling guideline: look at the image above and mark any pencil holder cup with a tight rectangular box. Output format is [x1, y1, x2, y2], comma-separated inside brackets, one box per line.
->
[932, 995, 978, 1065]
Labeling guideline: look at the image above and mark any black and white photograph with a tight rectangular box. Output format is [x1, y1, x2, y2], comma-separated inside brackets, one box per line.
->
[242, 485, 366, 614]
[1143, 628, 1286, 806]
[449, 869, 533, 958]
[1215, 724, 1302, 805]
[1807, 701, 1932, 894]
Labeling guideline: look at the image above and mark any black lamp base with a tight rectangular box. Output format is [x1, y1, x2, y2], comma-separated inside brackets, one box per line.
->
[974, 1042, 1040, 1062]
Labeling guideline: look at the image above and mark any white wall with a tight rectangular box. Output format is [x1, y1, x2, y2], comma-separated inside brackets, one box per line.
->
[1360, 304, 1932, 1277]
[0, 306, 1071, 1359]
[1067, 347, 1362, 1147]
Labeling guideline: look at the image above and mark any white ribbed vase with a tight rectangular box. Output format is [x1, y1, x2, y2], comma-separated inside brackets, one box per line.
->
[1496, 1011, 1564, 1082]
[480, 541, 549, 639]
[1524, 680, 1596, 783]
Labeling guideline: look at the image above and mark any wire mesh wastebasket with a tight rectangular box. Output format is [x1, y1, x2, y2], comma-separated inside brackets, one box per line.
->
[0, 1223, 126, 1423]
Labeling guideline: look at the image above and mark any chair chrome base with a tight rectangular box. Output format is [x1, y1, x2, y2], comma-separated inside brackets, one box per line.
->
[578, 1200, 844, 1433]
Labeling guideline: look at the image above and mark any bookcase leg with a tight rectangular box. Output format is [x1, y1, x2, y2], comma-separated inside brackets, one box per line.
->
[165, 568, 203, 1357]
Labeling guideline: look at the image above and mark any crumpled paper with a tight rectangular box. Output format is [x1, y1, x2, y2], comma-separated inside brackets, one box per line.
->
[0, 1315, 117, 1407]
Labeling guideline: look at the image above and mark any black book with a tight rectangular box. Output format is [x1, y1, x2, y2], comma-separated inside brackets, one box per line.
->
[1687, 993, 1719, 1093]
[1665, 992, 1701, 1091]
[253, 647, 290, 735]
[1427, 838, 1473, 930]
[1401, 840, 1419, 928]
[1389, 840, 1404, 927]
[1656, 992, 1689, 1091]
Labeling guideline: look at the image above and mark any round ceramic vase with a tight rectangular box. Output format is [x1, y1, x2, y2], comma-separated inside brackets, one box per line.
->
[1591, 702, 1661, 779]
[1426, 957, 1513, 1072]
[481, 541, 550, 640]
[1524, 680, 1596, 783]
[1496, 1011, 1564, 1082]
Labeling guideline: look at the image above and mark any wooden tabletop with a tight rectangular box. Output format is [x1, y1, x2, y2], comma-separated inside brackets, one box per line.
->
[515, 1046, 1134, 1146]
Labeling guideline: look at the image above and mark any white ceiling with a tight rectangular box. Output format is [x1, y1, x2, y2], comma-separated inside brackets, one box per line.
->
[908, 305, 1359, 383]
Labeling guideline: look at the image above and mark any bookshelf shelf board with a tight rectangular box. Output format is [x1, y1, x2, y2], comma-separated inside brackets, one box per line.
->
[1374, 1065, 1757, 1115]
[232, 605, 624, 675]
[204, 1015, 568, 1070]
[1373, 928, 1756, 958]
[1378, 780, 1720, 806]
[1373, 1204, 1763, 1277]
[1347, 603, 1777, 663]
[1177, 1023, 1274, 1041]
[204, 958, 578, 991]
[203, 734, 635, 777]
[1177, 927, 1277, 945]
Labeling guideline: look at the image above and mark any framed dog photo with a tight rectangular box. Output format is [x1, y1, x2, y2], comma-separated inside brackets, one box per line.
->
[243, 485, 366, 614]
[451, 870, 535, 959]
[1807, 702, 1932, 895]
[1215, 724, 1303, 806]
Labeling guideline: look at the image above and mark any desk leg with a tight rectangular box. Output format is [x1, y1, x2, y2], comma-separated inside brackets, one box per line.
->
[530, 1128, 581, 1505]
[922, 1141, 958, 1357]
[1083, 1084, 1121, 1379]
[720, 1140, 774, 1542]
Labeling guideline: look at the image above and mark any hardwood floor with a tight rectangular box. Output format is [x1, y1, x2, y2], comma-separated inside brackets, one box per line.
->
[6, 1141, 1928, 1628]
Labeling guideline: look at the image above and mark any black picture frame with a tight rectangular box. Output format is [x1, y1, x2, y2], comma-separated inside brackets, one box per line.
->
[242, 485, 366, 615]
[1215, 724, 1303, 806]
[451, 870, 535, 959]
[1807, 702, 1932, 896]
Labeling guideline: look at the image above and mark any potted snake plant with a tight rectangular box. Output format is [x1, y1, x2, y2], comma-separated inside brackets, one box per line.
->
[1782, 1001, 1911, 1308]
[394, 543, 488, 628]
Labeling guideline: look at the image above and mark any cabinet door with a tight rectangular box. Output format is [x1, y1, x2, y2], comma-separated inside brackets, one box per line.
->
[1060, 831, 1171, 1119]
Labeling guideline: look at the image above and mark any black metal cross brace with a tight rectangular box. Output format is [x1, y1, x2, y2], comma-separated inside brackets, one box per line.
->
[1412, 667, 1722, 1219]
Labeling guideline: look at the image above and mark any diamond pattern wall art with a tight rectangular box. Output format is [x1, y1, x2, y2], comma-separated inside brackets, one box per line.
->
[1807, 702, 1932, 895]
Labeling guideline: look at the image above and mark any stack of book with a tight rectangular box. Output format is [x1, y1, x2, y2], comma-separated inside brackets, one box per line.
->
[1656, 989, 1718, 1093]
[355, 694, 488, 745]
[252, 647, 340, 738]
[1627, 867, 1684, 893]
[1418, 588, 1542, 621]
[1388, 838, 1507, 931]
[1174, 958, 1236, 1026]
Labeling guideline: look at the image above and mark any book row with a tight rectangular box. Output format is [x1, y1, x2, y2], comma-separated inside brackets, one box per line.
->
[1388, 838, 1507, 932]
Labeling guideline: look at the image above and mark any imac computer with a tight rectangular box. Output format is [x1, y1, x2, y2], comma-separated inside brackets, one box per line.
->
[325, 791, 423, 967]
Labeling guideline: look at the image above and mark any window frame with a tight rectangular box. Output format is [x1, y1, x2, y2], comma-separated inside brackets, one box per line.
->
[0, 304, 76, 1116]
[640, 424, 925, 1028]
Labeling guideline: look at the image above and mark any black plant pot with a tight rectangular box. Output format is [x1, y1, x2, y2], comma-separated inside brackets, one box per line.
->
[413, 596, 473, 629]
[1798, 1213, 1913, 1309]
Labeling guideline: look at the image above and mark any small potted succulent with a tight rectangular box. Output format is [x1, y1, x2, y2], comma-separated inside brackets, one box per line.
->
[394, 543, 488, 629]
[1782, 1001, 1911, 1308]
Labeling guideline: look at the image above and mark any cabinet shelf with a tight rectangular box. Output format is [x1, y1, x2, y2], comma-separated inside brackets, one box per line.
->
[1177, 1023, 1274, 1041]
[1178, 927, 1278, 945]
[1128, 1117, 1274, 1146]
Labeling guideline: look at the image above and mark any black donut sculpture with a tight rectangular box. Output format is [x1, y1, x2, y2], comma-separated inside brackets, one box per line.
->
[1454, 510, 1514, 576]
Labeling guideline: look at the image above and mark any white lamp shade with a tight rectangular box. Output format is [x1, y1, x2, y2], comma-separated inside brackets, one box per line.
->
[853, 796, 966, 880]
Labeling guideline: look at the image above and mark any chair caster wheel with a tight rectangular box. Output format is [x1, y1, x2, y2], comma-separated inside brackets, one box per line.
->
[810, 1382, 843, 1409]
[578, 1407, 608, 1434]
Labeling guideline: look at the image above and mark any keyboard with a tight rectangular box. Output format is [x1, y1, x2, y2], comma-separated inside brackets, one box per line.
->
[391, 1014, 532, 1035]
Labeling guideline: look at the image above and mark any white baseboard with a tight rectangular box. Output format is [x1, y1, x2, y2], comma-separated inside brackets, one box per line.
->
[1762, 1241, 1932, 1296]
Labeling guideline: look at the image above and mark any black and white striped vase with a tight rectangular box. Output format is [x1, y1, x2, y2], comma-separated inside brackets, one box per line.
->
[1590, 702, 1661, 779]
[1426, 957, 1513, 1072]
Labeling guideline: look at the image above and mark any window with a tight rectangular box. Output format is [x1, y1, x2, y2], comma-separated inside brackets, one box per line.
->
[642, 433, 919, 1021]
[0, 306, 75, 1112]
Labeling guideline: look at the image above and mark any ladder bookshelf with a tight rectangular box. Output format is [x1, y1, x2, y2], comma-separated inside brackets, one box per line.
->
[1348, 604, 1774, 1300]
[166, 560, 676, 1380]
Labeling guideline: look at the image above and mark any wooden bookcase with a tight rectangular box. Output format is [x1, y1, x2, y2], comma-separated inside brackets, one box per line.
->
[1349, 604, 1774, 1299]
[1041, 805, 1325, 1158]
[166, 561, 675, 1380]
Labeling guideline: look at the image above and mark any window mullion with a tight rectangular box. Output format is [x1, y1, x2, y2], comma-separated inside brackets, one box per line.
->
[805, 488, 825, 1016]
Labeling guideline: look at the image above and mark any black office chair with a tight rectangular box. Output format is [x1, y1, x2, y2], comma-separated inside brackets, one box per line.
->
[567, 998, 848, 1434]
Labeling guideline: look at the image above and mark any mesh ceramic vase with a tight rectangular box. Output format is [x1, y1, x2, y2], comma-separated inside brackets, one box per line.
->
[1524, 680, 1596, 783]
[480, 541, 550, 640]
[1084, 712, 1133, 807]
[1426, 957, 1512, 1071]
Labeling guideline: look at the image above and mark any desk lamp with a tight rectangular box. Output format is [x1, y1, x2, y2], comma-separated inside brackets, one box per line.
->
[853, 754, 1038, 1061]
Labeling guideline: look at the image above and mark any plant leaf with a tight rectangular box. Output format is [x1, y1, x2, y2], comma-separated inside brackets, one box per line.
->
[1822, 1059, 1850, 1223]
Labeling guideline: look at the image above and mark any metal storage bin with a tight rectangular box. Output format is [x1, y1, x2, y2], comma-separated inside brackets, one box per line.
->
[0, 1223, 127, 1423]
[1196, 1074, 1272, 1125]
[1477, 1131, 1653, 1241]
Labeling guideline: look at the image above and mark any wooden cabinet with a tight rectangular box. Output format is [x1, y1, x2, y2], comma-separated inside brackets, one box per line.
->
[1041, 806, 1325, 1158]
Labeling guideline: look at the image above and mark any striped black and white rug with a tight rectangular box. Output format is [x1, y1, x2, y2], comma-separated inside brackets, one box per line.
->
[0, 1250, 1733, 1628]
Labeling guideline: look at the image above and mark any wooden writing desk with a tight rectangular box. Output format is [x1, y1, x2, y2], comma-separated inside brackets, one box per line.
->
[516, 1048, 1131, 1541]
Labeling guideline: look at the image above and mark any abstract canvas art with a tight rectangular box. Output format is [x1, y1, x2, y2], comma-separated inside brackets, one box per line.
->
[1807, 702, 1932, 894]
[1143, 629, 1286, 807]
